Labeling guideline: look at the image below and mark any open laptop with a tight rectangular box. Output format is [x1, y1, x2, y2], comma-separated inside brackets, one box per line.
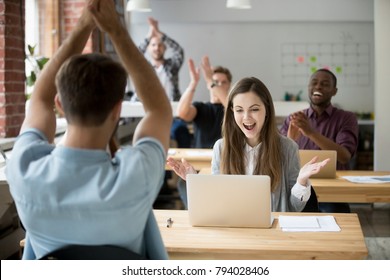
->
[186, 174, 274, 228]
[299, 150, 337, 179]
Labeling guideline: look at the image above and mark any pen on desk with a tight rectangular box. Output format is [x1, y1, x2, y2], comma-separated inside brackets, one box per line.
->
[167, 218, 173, 228]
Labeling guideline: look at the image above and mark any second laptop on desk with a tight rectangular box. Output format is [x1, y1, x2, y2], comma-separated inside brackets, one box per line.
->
[186, 174, 274, 228]
[299, 150, 337, 179]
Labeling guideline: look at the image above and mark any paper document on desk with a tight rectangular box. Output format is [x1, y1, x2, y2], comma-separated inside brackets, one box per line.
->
[342, 175, 390, 184]
[279, 215, 341, 232]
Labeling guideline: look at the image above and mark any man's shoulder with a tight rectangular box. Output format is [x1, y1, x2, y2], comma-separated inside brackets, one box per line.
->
[193, 101, 222, 111]
[123, 137, 166, 159]
[6, 129, 53, 181]
[193, 102, 221, 121]
[12, 128, 50, 154]
[334, 107, 356, 115]
[331, 106, 358, 120]
[193, 101, 211, 109]
[17, 128, 47, 141]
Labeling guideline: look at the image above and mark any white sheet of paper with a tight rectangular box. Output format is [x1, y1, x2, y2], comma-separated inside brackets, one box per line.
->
[279, 215, 341, 232]
[342, 175, 390, 184]
[279, 216, 320, 228]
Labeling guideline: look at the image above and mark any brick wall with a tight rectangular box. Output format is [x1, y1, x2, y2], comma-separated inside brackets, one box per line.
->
[0, 0, 25, 138]
[0, 0, 100, 138]
[62, 0, 93, 53]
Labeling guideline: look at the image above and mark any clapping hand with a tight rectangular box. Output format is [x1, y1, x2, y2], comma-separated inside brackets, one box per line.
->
[201, 56, 214, 87]
[147, 17, 161, 39]
[188, 58, 200, 86]
[287, 121, 301, 141]
[289, 111, 314, 139]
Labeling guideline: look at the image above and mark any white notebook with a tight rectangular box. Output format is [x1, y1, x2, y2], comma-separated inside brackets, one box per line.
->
[279, 215, 341, 232]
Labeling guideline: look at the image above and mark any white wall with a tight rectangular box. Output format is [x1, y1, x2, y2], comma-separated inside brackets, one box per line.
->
[374, 0, 390, 171]
[127, 0, 374, 113]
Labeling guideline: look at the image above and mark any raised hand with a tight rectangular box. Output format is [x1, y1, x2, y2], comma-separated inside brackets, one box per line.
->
[297, 156, 330, 186]
[188, 59, 200, 86]
[88, 0, 121, 34]
[201, 56, 214, 87]
[287, 120, 301, 141]
[80, 0, 96, 29]
[289, 111, 314, 138]
[166, 157, 197, 181]
[147, 17, 161, 39]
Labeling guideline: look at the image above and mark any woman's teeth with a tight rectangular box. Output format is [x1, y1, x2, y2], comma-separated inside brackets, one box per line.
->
[313, 91, 323, 96]
[244, 124, 255, 130]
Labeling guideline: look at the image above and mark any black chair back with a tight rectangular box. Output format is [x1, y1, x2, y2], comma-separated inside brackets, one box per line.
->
[40, 245, 145, 260]
[301, 186, 319, 212]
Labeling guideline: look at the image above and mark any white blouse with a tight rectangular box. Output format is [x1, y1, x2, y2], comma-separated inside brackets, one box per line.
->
[244, 143, 310, 202]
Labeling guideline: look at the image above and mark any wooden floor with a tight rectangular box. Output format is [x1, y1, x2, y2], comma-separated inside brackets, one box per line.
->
[350, 203, 390, 260]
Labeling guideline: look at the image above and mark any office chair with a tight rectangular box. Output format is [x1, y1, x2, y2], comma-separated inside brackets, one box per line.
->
[40, 244, 145, 260]
[301, 186, 320, 212]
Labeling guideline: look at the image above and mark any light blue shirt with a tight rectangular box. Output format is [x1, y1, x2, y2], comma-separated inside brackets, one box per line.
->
[6, 128, 168, 259]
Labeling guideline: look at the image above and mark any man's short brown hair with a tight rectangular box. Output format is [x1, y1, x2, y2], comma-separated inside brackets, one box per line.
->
[56, 53, 127, 126]
[213, 66, 232, 83]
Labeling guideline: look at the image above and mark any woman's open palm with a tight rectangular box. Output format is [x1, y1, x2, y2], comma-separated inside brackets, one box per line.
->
[166, 157, 197, 181]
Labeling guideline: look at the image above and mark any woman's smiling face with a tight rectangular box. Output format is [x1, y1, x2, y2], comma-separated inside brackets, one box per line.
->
[232, 91, 267, 147]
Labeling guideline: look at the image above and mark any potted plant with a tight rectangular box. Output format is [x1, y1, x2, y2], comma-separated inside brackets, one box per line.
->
[25, 44, 49, 99]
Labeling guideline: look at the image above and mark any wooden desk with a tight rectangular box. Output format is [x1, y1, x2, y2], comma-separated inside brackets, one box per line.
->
[166, 148, 212, 170]
[311, 170, 390, 203]
[199, 169, 390, 203]
[154, 209, 367, 260]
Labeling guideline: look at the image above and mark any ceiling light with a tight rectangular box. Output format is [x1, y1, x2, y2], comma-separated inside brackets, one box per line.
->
[126, 0, 152, 12]
[226, 0, 252, 9]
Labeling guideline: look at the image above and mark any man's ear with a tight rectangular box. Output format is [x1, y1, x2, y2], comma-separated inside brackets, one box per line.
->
[54, 94, 65, 117]
[111, 100, 122, 122]
[333, 87, 338, 97]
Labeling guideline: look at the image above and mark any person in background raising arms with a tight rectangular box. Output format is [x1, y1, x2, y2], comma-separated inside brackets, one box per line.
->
[280, 68, 359, 213]
[6, 0, 171, 259]
[168, 77, 329, 212]
[138, 17, 191, 148]
[177, 56, 231, 149]
[174, 56, 231, 207]
[139, 17, 183, 102]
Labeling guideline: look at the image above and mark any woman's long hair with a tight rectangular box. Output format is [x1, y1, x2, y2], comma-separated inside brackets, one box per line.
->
[220, 77, 282, 191]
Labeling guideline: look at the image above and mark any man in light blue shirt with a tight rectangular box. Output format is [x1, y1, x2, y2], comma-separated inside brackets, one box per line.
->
[6, 0, 172, 259]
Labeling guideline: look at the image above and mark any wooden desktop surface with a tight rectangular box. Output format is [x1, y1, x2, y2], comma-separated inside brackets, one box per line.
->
[311, 170, 390, 203]
[166, 148, 212, 170]
[199, 168, 390, 203]
[154, 209, 367, 260]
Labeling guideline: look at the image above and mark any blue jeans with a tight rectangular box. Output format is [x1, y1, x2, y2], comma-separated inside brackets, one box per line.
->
[177, 178, 188, 209]
[170, 118, 191, 148]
